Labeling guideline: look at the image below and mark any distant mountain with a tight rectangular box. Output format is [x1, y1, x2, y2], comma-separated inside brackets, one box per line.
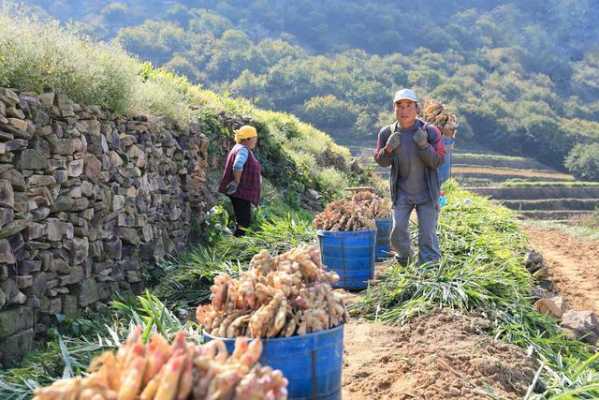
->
[19, 0, 599, 170]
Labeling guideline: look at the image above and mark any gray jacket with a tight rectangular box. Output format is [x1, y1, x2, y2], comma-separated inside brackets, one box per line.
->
[374, 119, 446, 205]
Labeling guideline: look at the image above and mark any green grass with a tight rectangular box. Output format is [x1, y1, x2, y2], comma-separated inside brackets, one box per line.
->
[0, 336, 114, 400]
[151, 245, 244, 307]
[528, 353, 599, 399]
[0, 10, 593, 390]
[0, 10, 193, 123]
[3, 179, 597, 399]
[111, 291, 190, 341]
[0, 292, 189, 400]
[152, 197, 317, 307]
[521, 213, 599, 241]
[353, 180, 530, 322]
[0, 13, 381, 396]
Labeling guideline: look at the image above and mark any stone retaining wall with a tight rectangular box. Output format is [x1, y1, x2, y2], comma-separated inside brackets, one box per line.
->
[0, 88, 212, 365]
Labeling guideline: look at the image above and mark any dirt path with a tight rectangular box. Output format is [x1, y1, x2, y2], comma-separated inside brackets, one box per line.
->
[523, 224, 599, 313]
[339, 257, 539, 399]
[342, 312, 537, 399]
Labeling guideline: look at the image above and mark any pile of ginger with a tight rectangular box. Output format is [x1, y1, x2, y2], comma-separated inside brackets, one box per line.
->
[197, 246, 348, 339]
[33, 327, 288, 400]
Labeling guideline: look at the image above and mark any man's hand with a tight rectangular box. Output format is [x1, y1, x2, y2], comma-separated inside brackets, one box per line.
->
[413, 128, 428, 149]
[225, 181, 238, 195]
[384, 132, 401, 154]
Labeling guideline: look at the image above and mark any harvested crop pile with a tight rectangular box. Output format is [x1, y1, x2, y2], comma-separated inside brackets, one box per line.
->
[343, 311, 537, 400]
[33, 327, 288, 400]
[313, 199, 376, 231]
[422, 99, 458, 138]
[196, 246, 348, 338]
[351, 191, 391, 219]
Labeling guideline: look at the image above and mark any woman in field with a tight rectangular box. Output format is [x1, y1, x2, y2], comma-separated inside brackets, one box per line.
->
[218, 125, 262, 236]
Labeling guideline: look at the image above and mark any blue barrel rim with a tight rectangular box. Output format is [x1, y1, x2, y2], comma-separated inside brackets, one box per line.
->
[316, 228, 377, 237]
[202, 323, 345, 343]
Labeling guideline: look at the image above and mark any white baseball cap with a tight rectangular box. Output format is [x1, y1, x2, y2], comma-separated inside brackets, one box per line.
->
[393, 88, 418, 103]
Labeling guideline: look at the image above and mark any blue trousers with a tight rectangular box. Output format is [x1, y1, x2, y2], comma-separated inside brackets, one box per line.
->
[391, 196, 441, 265]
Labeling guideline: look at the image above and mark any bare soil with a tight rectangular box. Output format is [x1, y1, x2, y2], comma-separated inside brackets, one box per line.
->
[342, 311, 537, 400]
[523, 224, 599, 314]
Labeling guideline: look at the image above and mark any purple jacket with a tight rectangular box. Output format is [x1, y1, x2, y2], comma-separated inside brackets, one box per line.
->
[219, 144, 262, 206]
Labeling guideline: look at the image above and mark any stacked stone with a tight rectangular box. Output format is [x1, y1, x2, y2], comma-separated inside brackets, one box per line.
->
[0, 88, 211, 365]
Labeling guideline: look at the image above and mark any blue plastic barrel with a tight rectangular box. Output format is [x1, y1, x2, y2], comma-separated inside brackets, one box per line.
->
[375, 218, 392, 261]
[317, 229, 375, 290]
[203, 324, 344, 400]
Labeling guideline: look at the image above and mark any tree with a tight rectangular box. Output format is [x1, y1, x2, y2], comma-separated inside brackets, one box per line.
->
[572, 51, 599, 101]
[301, 95, 358, 131]
[205, 30, 261, 82]
[101, 2, 128, 22]
[188, 9, 232, 36]
[256, 39, 303, 67]
[26, 0, 599, 171]
[163, 55, 200, 82]
[117, 21, 187, 65]
[229, 70, 269, 106]
[565, 143, 599, 180]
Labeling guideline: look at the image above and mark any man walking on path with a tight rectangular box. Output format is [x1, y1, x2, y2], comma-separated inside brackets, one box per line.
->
[374, 89, 445, 265]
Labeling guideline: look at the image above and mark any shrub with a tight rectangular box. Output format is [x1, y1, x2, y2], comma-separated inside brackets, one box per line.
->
[301, 95, 358, 130]
[565, 143, 599, 181]
[316, 167, 347, 198]
[0, 13, 137, 113]
[0, 11, 197, 124]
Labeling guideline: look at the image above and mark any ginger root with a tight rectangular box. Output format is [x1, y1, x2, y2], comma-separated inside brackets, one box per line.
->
[196, 246, 347, 339]
[33, 328, 287, 400]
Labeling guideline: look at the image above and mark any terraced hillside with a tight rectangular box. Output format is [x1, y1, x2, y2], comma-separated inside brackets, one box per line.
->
[453, 152, 599, 221]
[452, 152, 572, 186]
[351, 145, 599, 221]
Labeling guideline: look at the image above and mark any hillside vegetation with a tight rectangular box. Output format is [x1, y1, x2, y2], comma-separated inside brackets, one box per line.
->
[18, 0, 599, 173]
[0, 10, 378, 202]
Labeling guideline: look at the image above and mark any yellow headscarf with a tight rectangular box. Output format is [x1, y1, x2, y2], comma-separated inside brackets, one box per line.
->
[234, 125, 258, 144]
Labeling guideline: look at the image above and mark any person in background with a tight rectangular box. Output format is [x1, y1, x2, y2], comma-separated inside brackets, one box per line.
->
[437, 119, 457, 186]
[218, 125, 262, 237]
[437, 120, 457, 207]
[374, 89, 445, 265]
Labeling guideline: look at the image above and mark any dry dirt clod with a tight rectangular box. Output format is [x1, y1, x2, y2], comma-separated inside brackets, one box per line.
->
[534, 296, 566, 319]
[560, 310, 599, 345]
